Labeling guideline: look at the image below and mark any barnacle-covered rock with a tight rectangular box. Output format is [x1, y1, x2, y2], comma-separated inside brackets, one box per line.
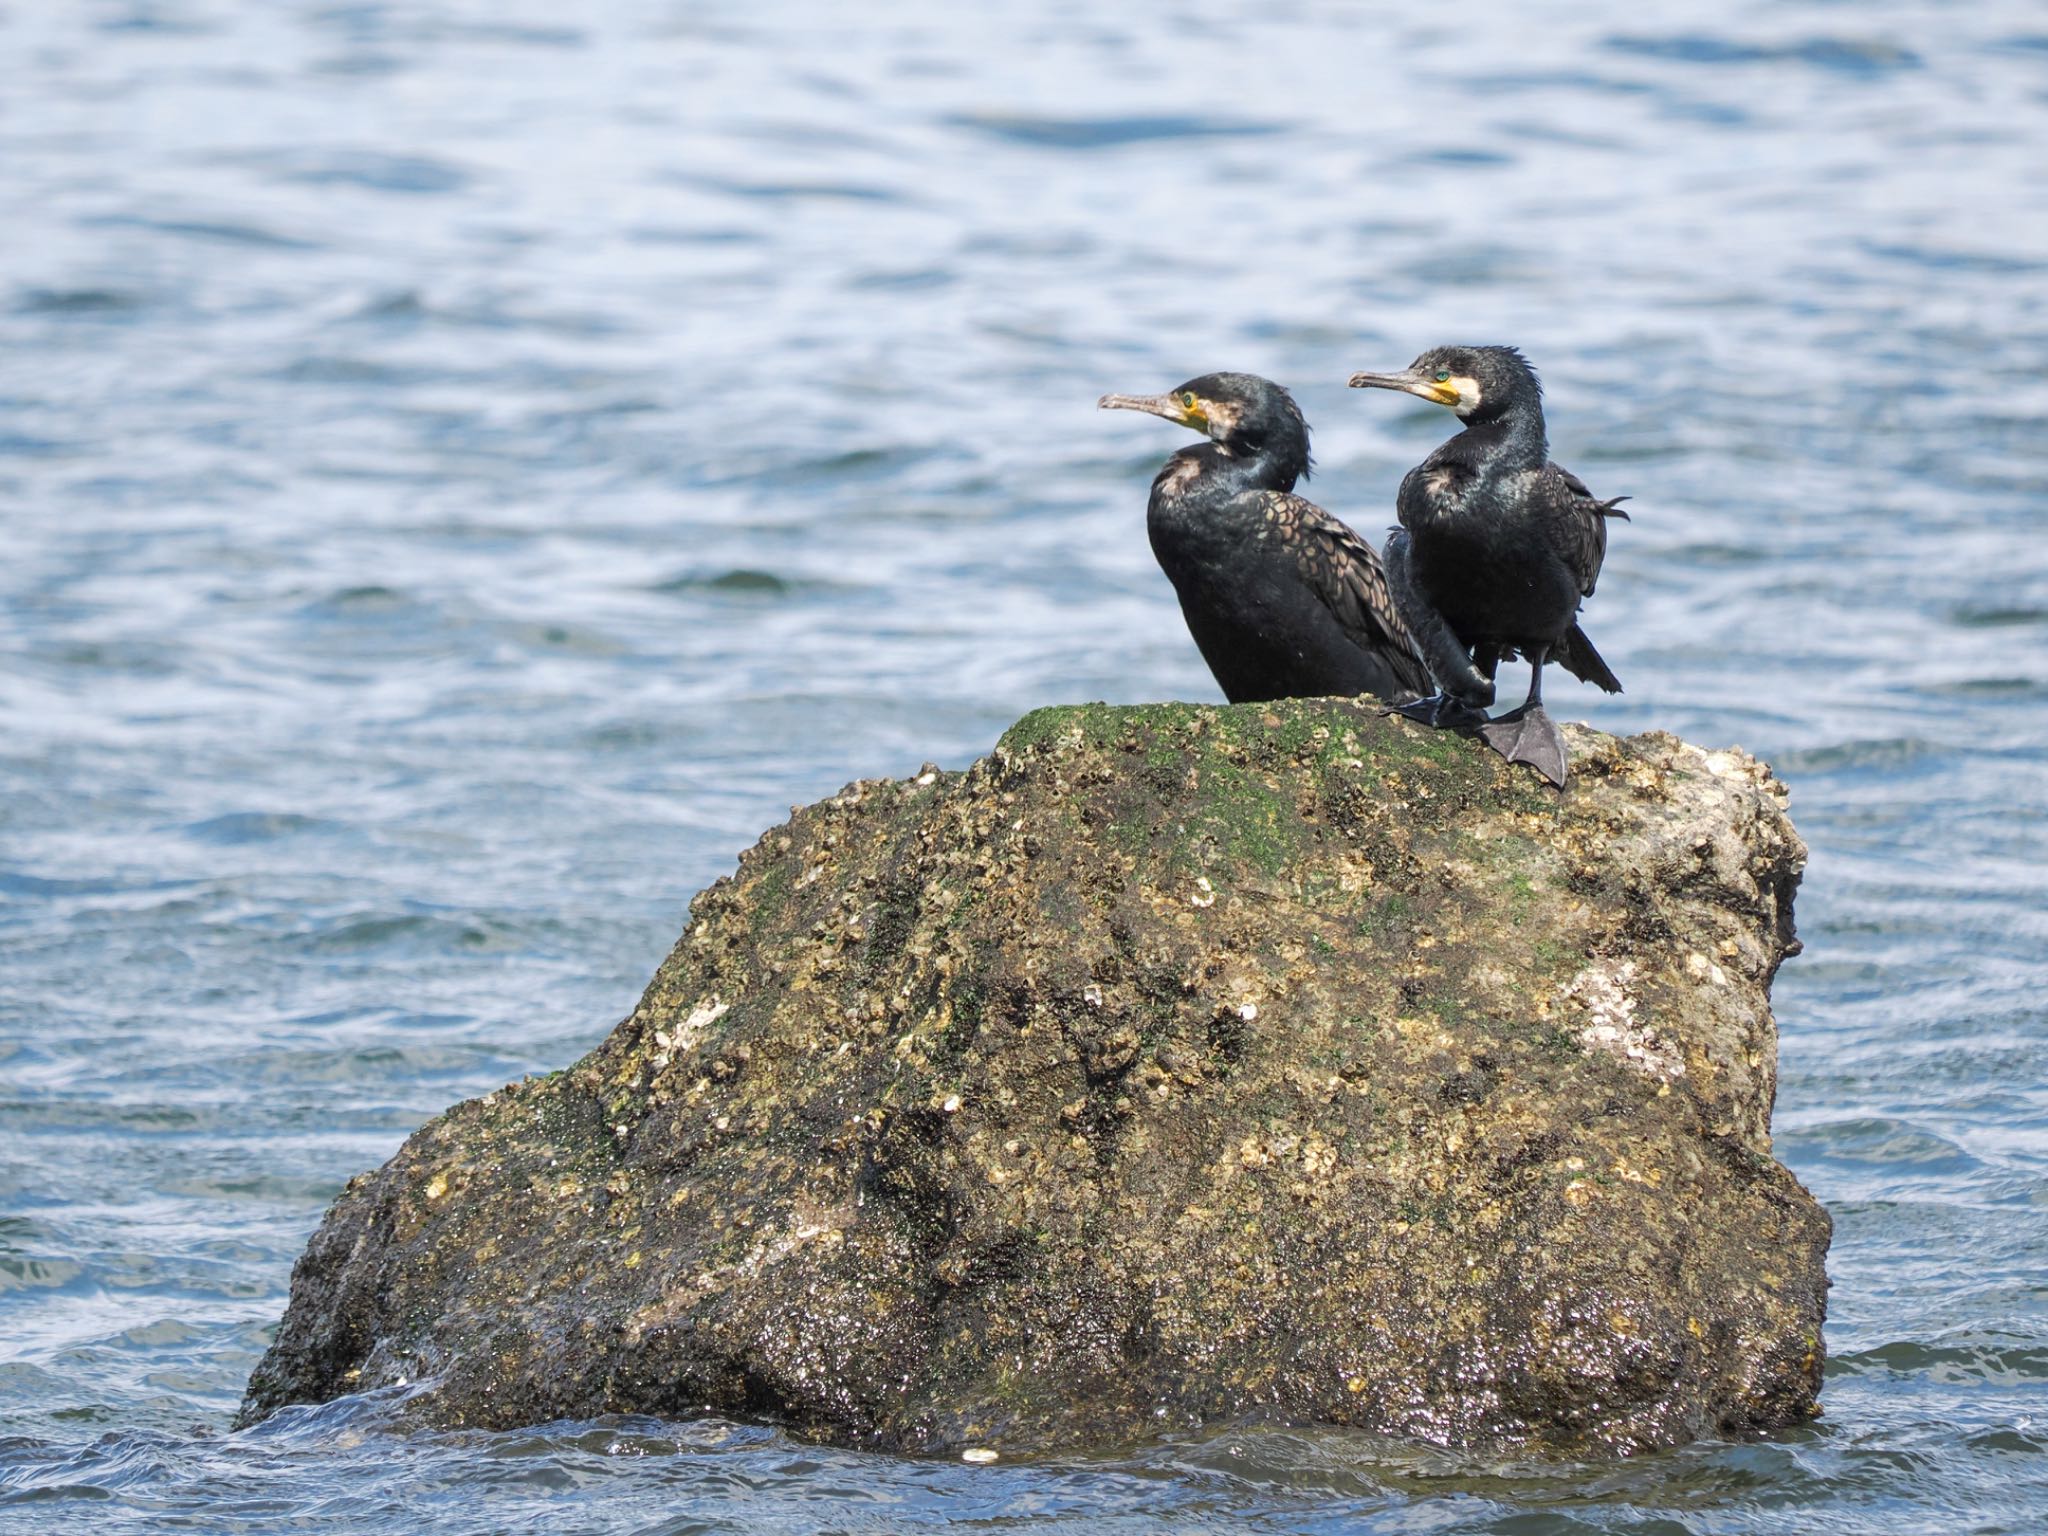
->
[240, 700, 1827, 1456]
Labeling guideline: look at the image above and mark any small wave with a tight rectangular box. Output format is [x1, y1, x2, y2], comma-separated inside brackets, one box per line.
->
[1949, 603, 2048, 628]
[1831, 1339, 2048, 1382]
[336, 289, 626, 336]
[847, 267, 954, 292]
[651, 569, 791, 596]
[1772, 737, 1946, 774]
[98, 9, 213, 34]
[1606, 33, 1923, 76]
[85, 214, 320, 251]
[269, 356, 414, 385]
[442, 21, 585, 48]
[1653, 97, 1752, 127]
[153, 1173, 347, 1204]
[183, 812, 336, 846]
[0, 1427, 180, 1499]
[1864, 241, 2043, 276]
[348, 290, 432, 321]
[0, 430, 70, 458]
[1403, 147, 1515, 167]
[42, 639, 179, 675]
[116, 1318, 210, 1350]
[627, 223, 764, 247]
[1925, 677, 2048, 699]
[308, 50, 405, 78]
[1659, 541, 1769, 566]
[1968, 1424, 2048, 1453]
[672, 172, 902, 204]
[273, 152, 473, 196]
[1780, 1116, 1978, 1169]
[294, 585, 425, 620]
[0, 871, 139, 899]
[0, 1256, 87, 1295]
[303, 913, 517, 956]
[229, 1041, 495, 1088]
[944, 111, 1287, 149]
[720, 444, 933, 490]
[1459, 69, 1654, 98]
[12, 287, 143, 315]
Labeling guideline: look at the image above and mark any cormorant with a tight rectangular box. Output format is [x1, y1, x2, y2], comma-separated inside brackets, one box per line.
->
[1099, 372, 1431, 706]
[1346, 346, 1627, 786]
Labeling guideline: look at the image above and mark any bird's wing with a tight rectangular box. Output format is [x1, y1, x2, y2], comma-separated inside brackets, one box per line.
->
[1394, 456, 1466, 530]
[1256, 492, 1433, 692]
[1545, 465, 1629, 598]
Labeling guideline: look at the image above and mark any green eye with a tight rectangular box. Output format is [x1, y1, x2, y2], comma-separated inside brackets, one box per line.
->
[1432, 369, 1451, 384]
[1181, 392, 1198, 409]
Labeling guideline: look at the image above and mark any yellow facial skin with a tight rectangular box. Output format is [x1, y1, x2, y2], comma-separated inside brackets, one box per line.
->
[1439, 374, 1481, 409]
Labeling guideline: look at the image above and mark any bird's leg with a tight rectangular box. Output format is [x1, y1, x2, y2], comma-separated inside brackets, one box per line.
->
[1489, 650, 1545, 720]
[1478, 647, 1569, 787]
[1382, 533, 1492, 729]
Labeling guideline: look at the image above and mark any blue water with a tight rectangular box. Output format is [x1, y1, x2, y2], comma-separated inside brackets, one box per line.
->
[3, 1, 2046, 1530]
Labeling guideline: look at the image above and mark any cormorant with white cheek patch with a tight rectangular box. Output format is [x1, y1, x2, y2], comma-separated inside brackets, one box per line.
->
[1346, 346, 1628, 786]
[1099, 372, 1431, 706]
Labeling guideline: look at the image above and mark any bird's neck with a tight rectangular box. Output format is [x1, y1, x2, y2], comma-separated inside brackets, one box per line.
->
[1444, 407, 1547, 476]
[1158, 440, 1302, 504]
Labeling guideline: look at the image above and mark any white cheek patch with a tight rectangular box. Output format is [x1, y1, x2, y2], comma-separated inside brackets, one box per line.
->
[1450, 375, 1483, 415]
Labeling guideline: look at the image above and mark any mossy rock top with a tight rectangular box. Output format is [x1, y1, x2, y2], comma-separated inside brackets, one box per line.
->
[242, 700, 1826, 1457]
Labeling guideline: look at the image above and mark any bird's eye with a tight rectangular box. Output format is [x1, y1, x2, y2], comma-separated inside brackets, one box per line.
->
[1432, 369, 1451, 384]
[1181, 392, 1198, 409]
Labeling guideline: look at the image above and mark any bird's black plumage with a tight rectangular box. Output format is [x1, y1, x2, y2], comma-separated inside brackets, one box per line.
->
[1099, 372, 1430, 705]
[1348, 346, 1628, 783]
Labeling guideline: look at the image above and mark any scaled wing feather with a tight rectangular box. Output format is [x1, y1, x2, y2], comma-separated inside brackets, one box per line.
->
[1550, 466, 1627, 599]
[1257, 492, 1433, 695]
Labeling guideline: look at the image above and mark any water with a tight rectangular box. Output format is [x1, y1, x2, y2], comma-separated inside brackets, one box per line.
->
[2, 0, 2045, 1529]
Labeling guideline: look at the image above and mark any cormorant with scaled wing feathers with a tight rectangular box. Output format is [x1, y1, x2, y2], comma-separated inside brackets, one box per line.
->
[1099, 372, 1431, 706]
[1346, 345, 1627, 786]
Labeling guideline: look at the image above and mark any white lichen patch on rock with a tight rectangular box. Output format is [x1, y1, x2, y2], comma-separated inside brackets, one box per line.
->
[1686, 951, 1730, 987]
[1562, 959, 1687, 1080]
[652, 997, 730, 1070]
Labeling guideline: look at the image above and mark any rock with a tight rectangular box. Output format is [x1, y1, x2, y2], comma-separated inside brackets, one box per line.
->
[238, 700, 1828, 1456]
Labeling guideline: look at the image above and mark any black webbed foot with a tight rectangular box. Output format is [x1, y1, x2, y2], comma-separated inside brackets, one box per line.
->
[1478, 705, 1569, 787]
[1387, 692, 1491, 730]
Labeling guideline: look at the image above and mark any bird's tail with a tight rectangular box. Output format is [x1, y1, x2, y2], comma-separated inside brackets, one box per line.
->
[1557, 624, 1623, 694]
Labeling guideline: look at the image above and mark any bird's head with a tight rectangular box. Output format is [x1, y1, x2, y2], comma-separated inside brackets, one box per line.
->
[1347, 345, 1540, 424]
[1098, 371, 1312, 481]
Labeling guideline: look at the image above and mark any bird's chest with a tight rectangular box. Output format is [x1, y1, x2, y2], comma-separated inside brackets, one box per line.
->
[1147, 496, 1273, 581]
[1409, 508, 1573, 637]
[1148, 499, 1310, 659]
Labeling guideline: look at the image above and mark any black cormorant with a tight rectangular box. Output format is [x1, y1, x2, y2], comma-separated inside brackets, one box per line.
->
[1099, 372, 1431, 706]
[1346, 346, 1627, 786]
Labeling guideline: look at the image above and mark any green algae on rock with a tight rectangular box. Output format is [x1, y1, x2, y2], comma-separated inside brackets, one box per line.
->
[238, 700, 1828, 1455]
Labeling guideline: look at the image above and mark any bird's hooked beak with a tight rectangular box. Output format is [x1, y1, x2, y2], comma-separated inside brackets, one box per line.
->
[1346, 367, 1461, 408]
[1098, 391, 1207, 431]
